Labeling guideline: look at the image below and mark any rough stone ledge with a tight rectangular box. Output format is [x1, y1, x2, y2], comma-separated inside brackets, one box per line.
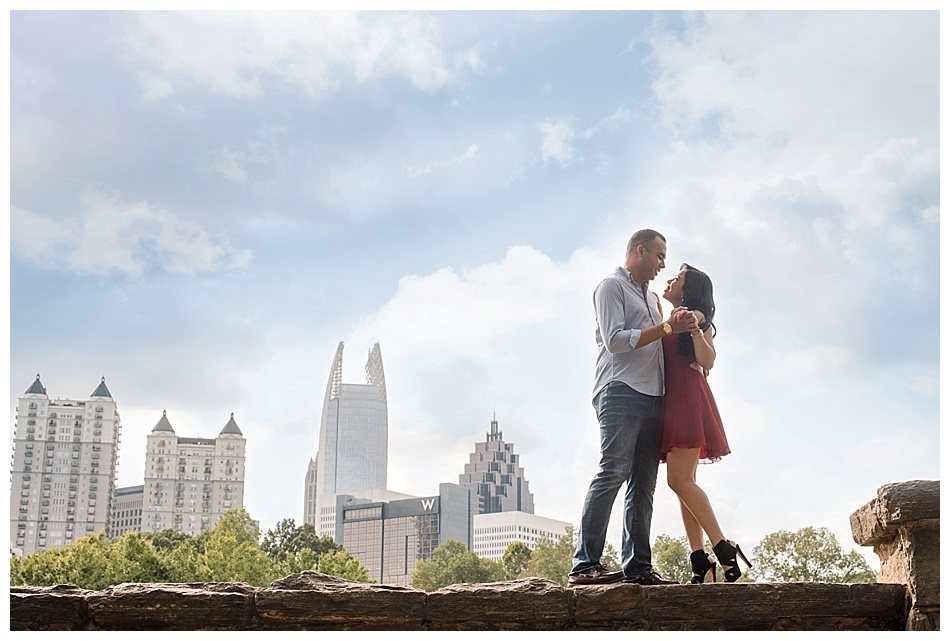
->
[10, 574, 910, 631]
[850, 479, 939, 546]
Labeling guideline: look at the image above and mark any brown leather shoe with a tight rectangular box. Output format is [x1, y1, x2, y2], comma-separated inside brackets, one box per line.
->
[568, 565, 625, 585]
[622, 570, 678, 585]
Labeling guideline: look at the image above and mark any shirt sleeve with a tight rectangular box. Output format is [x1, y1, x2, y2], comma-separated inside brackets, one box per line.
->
[594, 278, 641, 353]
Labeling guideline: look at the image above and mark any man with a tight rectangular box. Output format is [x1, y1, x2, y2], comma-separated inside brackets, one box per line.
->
[568, 229, 699, 586]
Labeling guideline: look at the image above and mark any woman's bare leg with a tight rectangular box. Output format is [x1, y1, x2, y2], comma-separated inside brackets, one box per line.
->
[666, 447, 726, 548]
[679, 496, 705, 552]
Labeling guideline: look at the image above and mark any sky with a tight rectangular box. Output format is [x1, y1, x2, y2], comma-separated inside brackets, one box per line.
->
[6, 8, 942, 571]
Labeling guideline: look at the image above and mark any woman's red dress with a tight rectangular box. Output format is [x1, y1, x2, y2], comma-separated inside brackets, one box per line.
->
[656, 333, 731, 463]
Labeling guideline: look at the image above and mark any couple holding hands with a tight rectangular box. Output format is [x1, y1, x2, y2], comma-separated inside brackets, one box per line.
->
[569, 228, 749, 587]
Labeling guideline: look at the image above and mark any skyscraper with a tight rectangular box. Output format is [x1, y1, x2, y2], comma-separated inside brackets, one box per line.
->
[141, 411, 246, 536]
[10, 375, 121, 557]
[458, 414, 535, 515]
[304, 342, 388, 531]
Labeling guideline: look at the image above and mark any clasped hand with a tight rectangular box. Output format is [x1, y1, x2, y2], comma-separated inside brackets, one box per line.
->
[668, 307, 702, 334]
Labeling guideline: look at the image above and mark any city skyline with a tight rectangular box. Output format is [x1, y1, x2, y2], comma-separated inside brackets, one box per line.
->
[8, 10, 940, 567]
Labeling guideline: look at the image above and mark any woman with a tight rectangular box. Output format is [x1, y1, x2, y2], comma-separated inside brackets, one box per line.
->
[656, 264, 750, 583]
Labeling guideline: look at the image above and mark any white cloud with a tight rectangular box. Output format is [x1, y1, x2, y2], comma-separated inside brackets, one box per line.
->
[643, 12, 937, 150]
[406, 143, 480, 178]
[128, 11, 468, 100]
[583, 106, 632, 140]
[136, 71, 174, 101]
[349, 244, 609, 366]
[837, 138, 940, 231]
[906, 376, 938, 398]
[613, 16, 939, 342]
[538, 117, 580, 166]
[201, 126, 286, 186]
[208, 147, 249, 184]
[11, 188, 253, 278]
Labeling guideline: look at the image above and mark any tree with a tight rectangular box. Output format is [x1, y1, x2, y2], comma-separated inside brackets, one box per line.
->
[317, 549, 373, 583]
[144, 528, 193, 553]
[201, 511, 279, 586]
[204, 508, 262, 547]
[412, 539, 502, 591]
[651, 534, 693, 585]
[501, 541, 532, 580]
[524, 526, 620, 586]
[279, 547, 318, 576]
[57, 533, 113, 590]
[11, 509, 309, 589]
[750, 526, 877, 583]
[261, 519, 342, 563]
[106, 532, 167, 584]
[11, 544, 72, 588]
[158, 535, 209, 583]
[11, 533, 113, 590]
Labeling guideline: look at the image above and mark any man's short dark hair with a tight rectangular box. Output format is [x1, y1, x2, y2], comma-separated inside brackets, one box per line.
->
[626, 229, 665, 255]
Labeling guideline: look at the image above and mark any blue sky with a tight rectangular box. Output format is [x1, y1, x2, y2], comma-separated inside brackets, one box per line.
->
[7, 9, 941, 568]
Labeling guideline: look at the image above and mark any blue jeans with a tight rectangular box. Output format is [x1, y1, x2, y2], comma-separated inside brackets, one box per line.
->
[572, 381, 662, 579]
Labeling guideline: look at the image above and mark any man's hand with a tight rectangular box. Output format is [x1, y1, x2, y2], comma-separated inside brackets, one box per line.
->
[668, 307, 700, 334]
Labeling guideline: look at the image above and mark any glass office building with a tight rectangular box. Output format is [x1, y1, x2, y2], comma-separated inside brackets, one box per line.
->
[337, 483, 472, 586]
[304, 342, 389, 527]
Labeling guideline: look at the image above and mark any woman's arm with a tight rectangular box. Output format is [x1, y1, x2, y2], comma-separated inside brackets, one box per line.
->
[691, 328, 716, 371]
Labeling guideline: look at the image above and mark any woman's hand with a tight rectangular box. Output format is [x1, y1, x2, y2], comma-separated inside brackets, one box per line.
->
[667, 307, 699, 334]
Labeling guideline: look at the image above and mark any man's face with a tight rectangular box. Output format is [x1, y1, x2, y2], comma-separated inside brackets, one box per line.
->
[640, 238, 667, 281]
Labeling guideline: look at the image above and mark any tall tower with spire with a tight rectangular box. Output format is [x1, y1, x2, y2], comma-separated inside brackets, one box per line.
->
[458, 414, 534, 515]
[304, 341, 389, 532]
[10, 374, 121, 557]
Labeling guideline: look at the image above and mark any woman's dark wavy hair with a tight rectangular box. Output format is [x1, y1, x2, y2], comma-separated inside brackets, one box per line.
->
[677, 263, 717, 356]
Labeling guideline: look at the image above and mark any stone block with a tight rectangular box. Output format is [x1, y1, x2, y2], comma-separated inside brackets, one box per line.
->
[907, 608, 939, 631]
[572, 583, 649, 629]
[10, 584, 88, 631]
[426, 578, 571, 630]
[256, 571, 426, 630]
[645, 582, 905, 631]
[886, 524, 940, 607]
[86, 582, 254, 630]
[850, 479, 939, 546]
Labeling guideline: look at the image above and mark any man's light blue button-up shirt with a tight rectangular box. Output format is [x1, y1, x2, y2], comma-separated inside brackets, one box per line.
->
[592, 266, 665, 400]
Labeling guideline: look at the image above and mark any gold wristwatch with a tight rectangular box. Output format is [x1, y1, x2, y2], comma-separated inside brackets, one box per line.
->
[662, 322, 673, 335]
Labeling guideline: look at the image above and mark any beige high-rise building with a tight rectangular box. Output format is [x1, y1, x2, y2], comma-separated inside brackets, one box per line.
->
[10, 374, 121, 557]
[141, 411, 246, 536]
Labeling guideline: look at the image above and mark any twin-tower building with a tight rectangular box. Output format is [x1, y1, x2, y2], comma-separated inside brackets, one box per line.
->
[10, 374, 246, 557]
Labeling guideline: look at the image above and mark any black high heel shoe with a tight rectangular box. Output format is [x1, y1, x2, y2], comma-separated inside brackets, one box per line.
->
[689, 549, 716, 584]
[713, 539, 752, 583]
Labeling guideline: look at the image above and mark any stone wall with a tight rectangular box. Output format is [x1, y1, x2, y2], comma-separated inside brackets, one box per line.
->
[10, 480, 938, 631]
[850, 479, 940, 631]
[9, 573, 908, 631]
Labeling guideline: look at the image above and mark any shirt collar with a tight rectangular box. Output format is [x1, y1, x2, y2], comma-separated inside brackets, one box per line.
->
[620, 266, 647, 288]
